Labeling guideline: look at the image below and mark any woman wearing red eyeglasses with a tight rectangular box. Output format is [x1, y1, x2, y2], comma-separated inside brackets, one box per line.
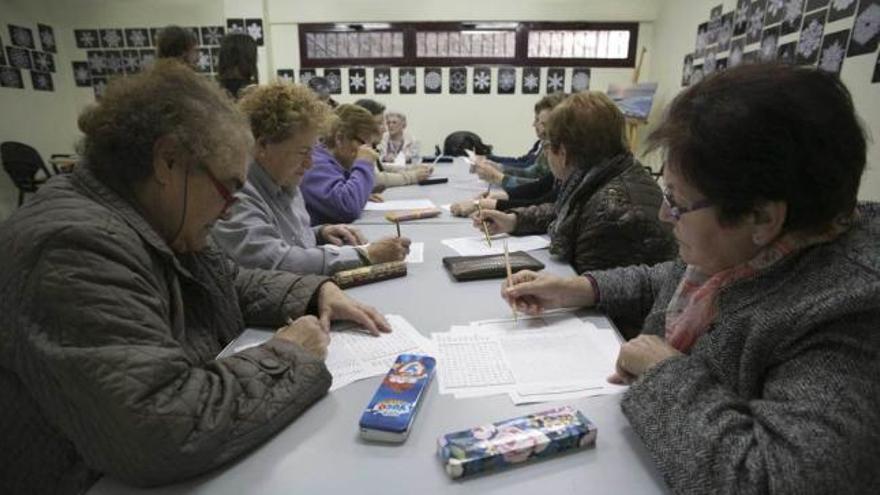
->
[0, 60, 389, 494]
[501, 65, 880, 493]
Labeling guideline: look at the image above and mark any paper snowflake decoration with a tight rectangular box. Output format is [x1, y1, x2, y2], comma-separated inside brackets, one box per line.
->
[374, 72, 391, 91]
[547, 72, 564, 91]
[761, 35, 778, 60]
[107, 55, 123, 73]
[735, 7, 748, 26]
[832, 0, 856, 11]
[719, 19, 733, 46]
[40, 30, 55, 50]
[228, 21, 243, 33]
[523, 73, 539, 90]
[768, 0, 785, 18]
[103, 30, 122, 48]
[1, 70, 20, 87]
[425, 71, 442, 90]
[129, 30, 147, 47]
[748, 10, 764, 39]
[34, 73, 50, 89]
[400, 71, 416, 90]
[34, 52, 51, 72]
[499, 71, 516, 91]
[278, 72, 293, 83]
[798, 19, 824, 58]
[785, 0, 805, 24]
[473, 71, 491, 90]
[690, 68, 705, 85]
[75, 66, 91, 83]
[203, 27, 223, 46]
[571, 72, 589, 91]
[853, 4, 880, 45]
[125, 54, 141, 70]
[12, 28, 32, 47]
[78, 31, 96, 47]
[730, 45, 744, 67]
[10, 49, 30, 68]
[350, 72, 366, 90]
[247, 22, 263, 41]
[696, 31, 707, 53]
[450, 71, 467, 92]
[197, 52, 211, 71]
[88, 52, 105, 71]
[683, 60, 694, 82]
[94, 80, 107, 98]
[819, 40, 846, 72]
[704, 52, 717, 74]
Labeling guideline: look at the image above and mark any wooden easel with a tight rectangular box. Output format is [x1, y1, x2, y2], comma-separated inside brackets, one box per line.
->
[625, 47, 648, 153]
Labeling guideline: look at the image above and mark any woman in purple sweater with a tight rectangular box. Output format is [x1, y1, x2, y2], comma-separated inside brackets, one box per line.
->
[301, 104, 379, 225]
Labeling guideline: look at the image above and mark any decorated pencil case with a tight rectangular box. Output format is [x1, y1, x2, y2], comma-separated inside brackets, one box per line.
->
[385, 208, 443, 222]
[442, 251, 544, 281]
[332, 261, 407, 289]
[437, 406, 597, 479]
[359, 354, 436, 443]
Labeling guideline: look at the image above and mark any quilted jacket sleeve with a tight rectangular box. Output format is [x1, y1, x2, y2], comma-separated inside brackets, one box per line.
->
[15, 226, 331, 487]
[232, 260, 331, 327]
[510, 202, 557, 235]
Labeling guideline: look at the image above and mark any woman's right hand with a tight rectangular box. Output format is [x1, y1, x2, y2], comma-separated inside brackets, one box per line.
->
[450, 200, 478, 217]
[356, 144, 380, 163]
[366, 236, 411, 263]
[501, 271, 596, 316]
[274, 315, 331, 360]
[471, 209, 516, 235]
[413, 165, 433, 182]
[475, 190, 509, 201]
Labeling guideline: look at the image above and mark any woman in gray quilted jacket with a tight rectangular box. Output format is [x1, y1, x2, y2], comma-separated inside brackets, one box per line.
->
[502, 64, 880, 493]
[0, 60, 390, 494]
[474, 91, 677, 274]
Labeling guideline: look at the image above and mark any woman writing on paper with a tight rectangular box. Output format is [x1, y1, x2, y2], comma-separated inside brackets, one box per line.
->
[501, 65, 880, 493]
[213, 84, 410, 275]
[473, 91, 676, 274]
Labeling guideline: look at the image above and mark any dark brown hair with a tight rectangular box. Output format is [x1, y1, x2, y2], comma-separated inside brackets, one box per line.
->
[156, 25, 198, 59]
[217, 33, 258, 83]
[647, 63, 866, 231]
[544, 91, 627, 169]
[534, 92, 568, 113]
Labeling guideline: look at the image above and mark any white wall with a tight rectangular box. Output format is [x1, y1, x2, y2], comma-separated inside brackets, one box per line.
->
[649, 0, 880, 201]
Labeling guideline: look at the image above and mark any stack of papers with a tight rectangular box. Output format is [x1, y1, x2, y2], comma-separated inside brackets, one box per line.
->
[217, 315, 434, 391]
[364, 199, 436, 211]
[432, 312, 626, 404]
[441, 234, 550, 256]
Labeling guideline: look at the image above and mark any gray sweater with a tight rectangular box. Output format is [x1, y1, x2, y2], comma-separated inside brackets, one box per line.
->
[213, 162, 365, 275]
[588, 202, 880, 494]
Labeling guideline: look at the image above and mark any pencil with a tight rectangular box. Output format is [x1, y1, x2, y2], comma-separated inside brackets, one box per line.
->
[503, 239, 518, 325]
[395, 221, 401, 238]
[476, 201, 492, 247]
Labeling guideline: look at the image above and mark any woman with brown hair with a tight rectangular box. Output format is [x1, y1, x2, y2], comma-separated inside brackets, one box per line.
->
[300, 103, 382, 225]
[216, 33, 258, 99]
[475, 91, 677, 275]
[213, 84, 410, 275]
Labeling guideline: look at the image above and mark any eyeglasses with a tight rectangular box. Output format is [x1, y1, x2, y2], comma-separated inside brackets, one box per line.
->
[200, 165, 239, 213]
[662, 189, 712, 221]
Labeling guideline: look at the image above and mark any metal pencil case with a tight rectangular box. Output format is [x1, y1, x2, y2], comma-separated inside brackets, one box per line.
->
[359, 354, 435, 443]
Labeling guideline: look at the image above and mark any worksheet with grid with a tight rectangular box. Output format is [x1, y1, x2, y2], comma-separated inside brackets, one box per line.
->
[433, 333, 516, 391]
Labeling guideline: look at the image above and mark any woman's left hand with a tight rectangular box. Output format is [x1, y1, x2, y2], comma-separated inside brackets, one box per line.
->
[317, 282, 391, 335]
[608, 335, 682, 385]
[320, 225, 367, 246]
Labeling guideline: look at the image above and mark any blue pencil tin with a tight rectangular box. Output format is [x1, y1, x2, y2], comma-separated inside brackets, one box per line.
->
[437, 406, 597, 479]
[359, 354, 435, 443]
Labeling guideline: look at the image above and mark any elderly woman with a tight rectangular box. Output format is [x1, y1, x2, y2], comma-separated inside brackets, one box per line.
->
[213, 84, 410, 275]
[476, 91, 677, 275]
[0, 61, 390, 494]
[300, 104, 383, 225]
[378, 110, 421, 164]
[502, 65, 880, 493]
[354, 99, 432, 188]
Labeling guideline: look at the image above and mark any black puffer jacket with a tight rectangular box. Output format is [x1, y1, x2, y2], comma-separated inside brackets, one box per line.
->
[512, 155, 677, 274]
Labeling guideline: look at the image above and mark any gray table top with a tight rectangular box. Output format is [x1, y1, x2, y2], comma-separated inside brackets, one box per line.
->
[90, 164, 668, 494]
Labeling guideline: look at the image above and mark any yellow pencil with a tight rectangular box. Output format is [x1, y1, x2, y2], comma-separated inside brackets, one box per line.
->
[395, 220, 401, 238]
[503, 239, 518, 325]
[476, 201, 492, 247]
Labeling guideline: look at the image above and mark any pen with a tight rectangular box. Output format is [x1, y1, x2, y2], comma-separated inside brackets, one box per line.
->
[503, 240, 518, 325]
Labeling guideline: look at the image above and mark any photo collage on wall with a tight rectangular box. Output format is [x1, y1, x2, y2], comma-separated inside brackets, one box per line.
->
[681, 0, 880, 86]
[70, 19, 263, 99]
[272, 66, 593, 96]
[1, 23, 57, 92]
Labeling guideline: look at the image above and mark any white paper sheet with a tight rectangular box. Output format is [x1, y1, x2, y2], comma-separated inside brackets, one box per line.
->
[405, 242, 424, 263]
[363, 199, 436, 211]
[441, 234, 550, 256]
[434, 333, 516, 392]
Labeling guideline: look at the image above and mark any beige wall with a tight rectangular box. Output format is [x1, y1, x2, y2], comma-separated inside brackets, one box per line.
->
[649, 0, 880, 201]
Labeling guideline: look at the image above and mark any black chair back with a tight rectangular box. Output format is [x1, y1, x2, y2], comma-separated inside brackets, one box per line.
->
[1, 141, 52, 205]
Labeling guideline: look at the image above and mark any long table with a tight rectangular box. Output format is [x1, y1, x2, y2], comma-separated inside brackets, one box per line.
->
[90, 161, 668, 494]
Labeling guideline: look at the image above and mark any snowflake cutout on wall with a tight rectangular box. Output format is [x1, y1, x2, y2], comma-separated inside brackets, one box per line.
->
[571, 72, 590, 91]
[400, 71, 416, 91]
[730, 45, 744, 66]
[94, 79, 108, 98]
[498, 70, 516, 91]
[785, 0, 805, 24]
[798, 19, 824, 58]
[374, 72, 391, 91]
[547, 72, 564, 91]
[203, 27, 224, 46]
[473, 71, 491, 90]
[853, 4, 880, 45]
[40, 30, 55, 50]
[9, 49, 30, 68]
[129, 30, 148, 47]
[1, 69, 21, 87]
[197, 52, 211, 71]
[33, 73, 50, 90]
[247, 22, 263, 42]
[350, 72, 366, 90]
[523, 73, 539, 90]
[762, 35, 778, 60]
[103, 30, 122, 48]
[78, 31, 96, 47]
[748, 10, 764, 39]
[768, 0, 785, 18]
[88, 52, 105, 71]
[832, 0, 856, 10]
[12, 27, 32, 47]
[819, 40, 846, 72]
[425, 71, 442, 90]
[75, 66, 90, 84]
[34, 52, 51, 72]
[450, 70, 467, 92]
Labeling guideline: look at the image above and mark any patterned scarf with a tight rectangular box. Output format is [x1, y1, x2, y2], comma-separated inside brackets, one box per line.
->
[664, 213, 855, 352]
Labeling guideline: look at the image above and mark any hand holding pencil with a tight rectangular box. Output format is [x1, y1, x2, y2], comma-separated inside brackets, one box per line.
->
[471, 209, 518, 237]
